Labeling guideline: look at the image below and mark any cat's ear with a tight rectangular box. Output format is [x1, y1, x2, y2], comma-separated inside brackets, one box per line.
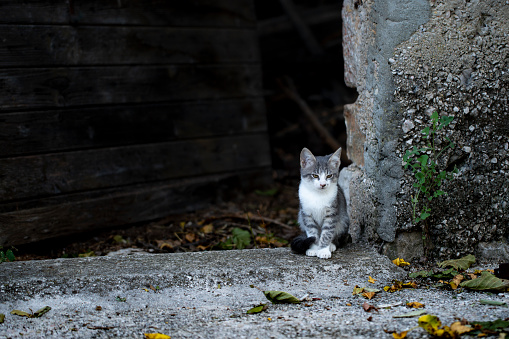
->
[300, 148, 316, 169]
[328, 147, 342, 170]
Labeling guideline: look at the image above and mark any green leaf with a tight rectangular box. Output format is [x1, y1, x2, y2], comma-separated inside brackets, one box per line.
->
[11, 310, 32, 317]
[460, 271, 509, 291]
[231, 228, 251, 250]
[433, 190, 446, 197]
[438, 115, 454, 130]
[393, 309, 427, 318]
[431, 111, 439, 120]
[420, 211, 430, 220]
[247, 304, 268, 314]
[0, 314, 4, 323]
[263, 290, 301, 304]
[417, 155, 429, 167]
[33, 306, 51, 318]
[254, 188, 278, 197]
[421, 126, 430, 136]
[6, 249, 15, 262]
[409, 270, 433, 278]
[431, 268, 458, 280]
[470, 319, 509, 334]
[437, 254, 476, 270]
[479, 299, 506, 306]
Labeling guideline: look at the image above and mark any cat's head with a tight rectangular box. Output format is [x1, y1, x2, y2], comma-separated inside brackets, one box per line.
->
[300, 147, 342, 190]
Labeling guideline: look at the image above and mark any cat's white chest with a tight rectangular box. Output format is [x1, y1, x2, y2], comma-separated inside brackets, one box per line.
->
[299, 183, 336, 225]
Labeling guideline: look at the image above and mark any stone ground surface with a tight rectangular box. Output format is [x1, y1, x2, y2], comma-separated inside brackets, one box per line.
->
[1, 246, 508, 338]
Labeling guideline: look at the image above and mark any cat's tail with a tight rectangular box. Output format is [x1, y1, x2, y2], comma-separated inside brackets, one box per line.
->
[290, 234, 316, 254]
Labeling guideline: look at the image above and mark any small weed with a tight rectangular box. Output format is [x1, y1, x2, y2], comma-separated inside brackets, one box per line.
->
[0, 246, 16, 263]
[402, 112, 459, 254]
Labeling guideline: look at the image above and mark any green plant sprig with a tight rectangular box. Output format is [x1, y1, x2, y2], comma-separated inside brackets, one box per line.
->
[402, 111, 458, 224]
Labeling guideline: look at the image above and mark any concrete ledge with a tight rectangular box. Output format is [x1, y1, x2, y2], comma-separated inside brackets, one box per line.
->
[0, 247, 507, 338]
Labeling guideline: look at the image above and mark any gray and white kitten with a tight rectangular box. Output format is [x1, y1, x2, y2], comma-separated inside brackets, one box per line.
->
[291, 147, 350, 259]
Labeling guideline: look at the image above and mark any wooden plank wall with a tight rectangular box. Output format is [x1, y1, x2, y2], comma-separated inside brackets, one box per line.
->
[0, 0, 272, 246]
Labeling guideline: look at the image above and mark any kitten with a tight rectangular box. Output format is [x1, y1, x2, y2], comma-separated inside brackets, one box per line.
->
[291, 147, 350, 259]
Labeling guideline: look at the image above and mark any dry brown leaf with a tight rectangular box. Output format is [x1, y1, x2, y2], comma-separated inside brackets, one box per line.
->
[185, 233, 196, 242]
[406, 302, 425, 308]
[362, 292, 376, 300]
[450, 321, 473, 335]
[450, 274, 465, 290]
[362, 302, 379, 312]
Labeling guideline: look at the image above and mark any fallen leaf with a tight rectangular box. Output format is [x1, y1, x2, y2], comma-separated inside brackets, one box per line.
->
[185, 233, 196, 243]
[460, 271, 509, 291]
[470, 319, 509, 335]
[263, 290, 301, 304]
[362, 292, 376, 300]
[246, 304, 268, 314]
[368, 276, 376, 284]
[362, 302, 378, 312]
[406, 302, 425, 308]
[392, 258, 410, 267]
[10, 306, 51, 318]
[437, 254, 475, 270]
[433, 268, 459, 280]
[352, 285, 365, 295]
[392, 330, 408, 339]
[88, 325, 115, 330]
[409, 270, 433, 278]
[144, 334, 171, 339]
[418, 314, 442, 333]
[479, 299, 507, 306]
[367, 316, 373, 321]
[0, 314, 4, 323]
[346, 303, 352, 306]
[449, 274, 464, 290]
[267, 317, 272, 321]
[201, 224, 214, 234]
[33, 306, 51, 318]
[11, 310, 31, 317]
[418, 314, 456, 337]
[393, 309, 427, 318]
[450, 321, 473, 335]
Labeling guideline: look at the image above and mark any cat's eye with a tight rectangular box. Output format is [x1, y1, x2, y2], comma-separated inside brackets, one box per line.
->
[326, 174, 333, 179]
[312, 174, 319, 178]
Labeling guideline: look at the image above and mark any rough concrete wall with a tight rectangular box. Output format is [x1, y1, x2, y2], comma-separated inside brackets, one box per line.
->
[342, 0, 509, 260]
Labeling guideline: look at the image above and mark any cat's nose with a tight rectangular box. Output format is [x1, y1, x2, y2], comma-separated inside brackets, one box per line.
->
[320, 183, 326, 188]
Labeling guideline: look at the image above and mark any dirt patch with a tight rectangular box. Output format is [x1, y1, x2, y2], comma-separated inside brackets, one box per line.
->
[13, 182, 302, 261]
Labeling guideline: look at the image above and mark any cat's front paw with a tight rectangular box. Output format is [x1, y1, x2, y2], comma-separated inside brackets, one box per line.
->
[306, 248, 317, 257]
[306, 244, 319, 257]
[329, 243, 337, 252]
[316, 247, 332, 259]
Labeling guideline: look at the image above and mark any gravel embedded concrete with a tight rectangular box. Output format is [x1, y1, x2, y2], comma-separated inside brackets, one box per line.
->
[0, 247, 507, 338]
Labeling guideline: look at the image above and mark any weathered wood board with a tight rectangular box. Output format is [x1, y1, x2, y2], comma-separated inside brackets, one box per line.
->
[0, 0, 271, 246]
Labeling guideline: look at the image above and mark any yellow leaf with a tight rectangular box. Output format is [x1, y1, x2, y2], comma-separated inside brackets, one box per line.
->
[418, 314, 442, 334]
[402, 281, 417, 289]
[368, 276, 376, 284]
[267, 317, 272, 321]
[144, 333, 171, 339]
[392, 258, 410, 266]
[392, 331, 408, 339]
[362, 292, 376, 300]
[346, 303, 352, 306]
[185, 233, 196, 242]
[352, 285, 365, 295]
[200, 224, 214, 234]
[406, 302, 425, 309]
[450, 321, 473, 335]
[450, 274, 464, 290]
